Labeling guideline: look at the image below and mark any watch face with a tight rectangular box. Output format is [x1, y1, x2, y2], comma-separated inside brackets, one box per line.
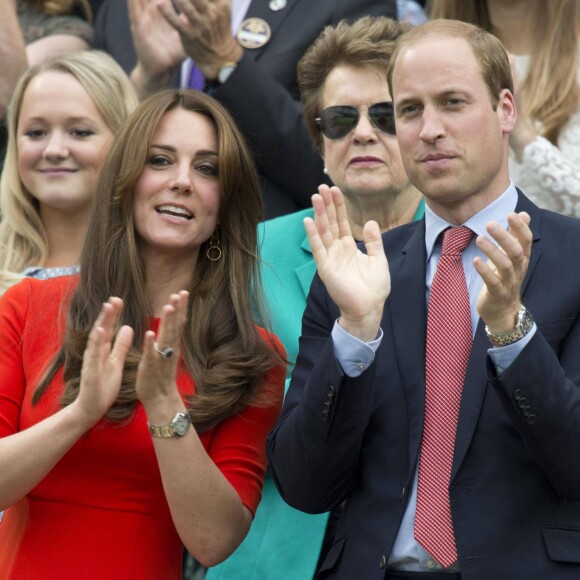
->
[519, 308, 534, 333]
[173, 414, 191, 437]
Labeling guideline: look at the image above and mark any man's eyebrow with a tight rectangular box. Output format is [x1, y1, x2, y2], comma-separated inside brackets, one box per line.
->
[438, 89, 471, 99]
[395, 89, 472, 110]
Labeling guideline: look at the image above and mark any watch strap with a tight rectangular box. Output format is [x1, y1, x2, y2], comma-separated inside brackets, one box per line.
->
[148, 424, 176, 438]
[148, 412, 191, 438]
[485, 306, 534, 347]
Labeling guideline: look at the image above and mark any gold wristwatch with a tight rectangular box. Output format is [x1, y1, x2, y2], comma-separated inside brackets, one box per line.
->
[148, 412, 191, 438]
[485, 306, 534, 347]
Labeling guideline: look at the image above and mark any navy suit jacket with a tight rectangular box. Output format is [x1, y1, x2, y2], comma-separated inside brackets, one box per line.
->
[94, 0, 397, 218]
[268, 192, 580, 579]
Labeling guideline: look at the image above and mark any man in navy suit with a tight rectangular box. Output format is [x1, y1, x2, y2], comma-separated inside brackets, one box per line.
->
[268, 19, 580, 579]
[94, 0, 396, 218]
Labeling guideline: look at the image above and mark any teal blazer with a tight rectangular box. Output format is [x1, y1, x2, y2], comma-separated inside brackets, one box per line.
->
[206, 201, 425, 580]
[260, 208, 317, 378]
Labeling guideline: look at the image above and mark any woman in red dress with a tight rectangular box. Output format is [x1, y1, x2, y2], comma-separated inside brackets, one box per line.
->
[0, 89, 285, 579]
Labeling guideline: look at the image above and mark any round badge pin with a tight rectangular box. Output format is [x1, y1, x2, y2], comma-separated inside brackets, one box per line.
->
[269, 0, 287, 10]
[237, 18, 272, 49]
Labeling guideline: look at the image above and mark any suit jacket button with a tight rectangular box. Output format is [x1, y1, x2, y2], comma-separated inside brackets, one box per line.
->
[321, 410, 330, 422]
[522, 405, 533, 417]
[526, 414, 537, 425]
[517, 398, 528, 409]
[379, 554, 387, 569]
[328, 386, 336, 399]
[513, 388, 524, 400]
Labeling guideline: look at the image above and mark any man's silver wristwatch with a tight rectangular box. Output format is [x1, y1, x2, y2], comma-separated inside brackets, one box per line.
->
[485, 305, 534, 347]
[148, 412, 191, 438]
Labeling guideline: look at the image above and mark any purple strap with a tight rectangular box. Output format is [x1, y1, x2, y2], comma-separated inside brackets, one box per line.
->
[188, 64, 205, 91]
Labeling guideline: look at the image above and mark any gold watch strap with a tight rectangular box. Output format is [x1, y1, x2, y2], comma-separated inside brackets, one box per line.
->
[148, 412, 191, 438]
[148, 424, 175, 438]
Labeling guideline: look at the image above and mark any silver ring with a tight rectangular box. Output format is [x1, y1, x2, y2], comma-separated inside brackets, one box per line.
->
[153, 342, 174, 359]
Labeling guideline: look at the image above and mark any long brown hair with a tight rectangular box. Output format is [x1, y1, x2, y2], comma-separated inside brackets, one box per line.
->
[427, 0, 580, 144]
[34, 89, 282, 433]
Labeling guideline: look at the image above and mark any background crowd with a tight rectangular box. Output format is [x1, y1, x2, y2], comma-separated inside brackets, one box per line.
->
[1, 0, 580, 579]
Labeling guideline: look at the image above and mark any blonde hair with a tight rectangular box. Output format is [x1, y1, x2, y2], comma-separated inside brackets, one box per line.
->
[427, 0, 580, 144]
[0, 51, 137, 294]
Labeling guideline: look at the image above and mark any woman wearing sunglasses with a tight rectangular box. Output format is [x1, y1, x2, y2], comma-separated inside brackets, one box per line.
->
[205, 15, 424, 580]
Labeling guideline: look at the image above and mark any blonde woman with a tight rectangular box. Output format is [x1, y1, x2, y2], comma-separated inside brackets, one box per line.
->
[0, 50, 137, 294]
[428, 0, 580, 216]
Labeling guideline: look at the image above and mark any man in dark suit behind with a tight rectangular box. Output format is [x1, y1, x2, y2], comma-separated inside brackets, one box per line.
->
[268, 19, 580, 579]
[94, 0, 396, 219]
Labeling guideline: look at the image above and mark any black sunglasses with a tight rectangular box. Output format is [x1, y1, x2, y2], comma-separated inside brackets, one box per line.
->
[315, 102, 396, 140]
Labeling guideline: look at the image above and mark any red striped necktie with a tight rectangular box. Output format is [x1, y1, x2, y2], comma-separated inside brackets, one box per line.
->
[415, 225, 474, 568]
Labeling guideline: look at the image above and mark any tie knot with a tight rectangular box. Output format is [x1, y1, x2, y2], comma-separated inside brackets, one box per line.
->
[441, 226, 473, 256]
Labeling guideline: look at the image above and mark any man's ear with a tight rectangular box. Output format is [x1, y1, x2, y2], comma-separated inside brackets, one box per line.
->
[497, 88, 517, 134]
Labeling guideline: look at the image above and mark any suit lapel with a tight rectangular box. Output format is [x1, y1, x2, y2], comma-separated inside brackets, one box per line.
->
[515, 190, 543, 297]
[451, 190, 543, 480]
[387, 223, 428, 472]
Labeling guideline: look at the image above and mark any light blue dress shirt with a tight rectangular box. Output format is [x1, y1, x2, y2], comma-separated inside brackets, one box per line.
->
[332, 181, 536, 571]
